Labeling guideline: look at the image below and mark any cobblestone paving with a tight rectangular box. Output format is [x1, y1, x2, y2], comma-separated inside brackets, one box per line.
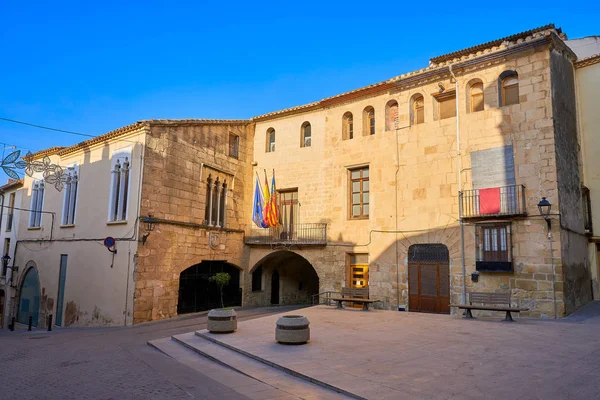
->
[0, 306, 306, 400]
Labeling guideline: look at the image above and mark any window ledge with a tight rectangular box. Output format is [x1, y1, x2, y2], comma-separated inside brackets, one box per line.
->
[107, 220, 128, 226]
[60, 224, 76, 228]
[349, 217, 370, 221]
[27, 226, 42, 231]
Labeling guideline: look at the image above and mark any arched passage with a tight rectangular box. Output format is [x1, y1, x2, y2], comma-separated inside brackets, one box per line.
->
[249, 251, 319, 306]
[407, 244, 450, 314]
[18, 267, 41, 327]
[177, 261, 241, 314]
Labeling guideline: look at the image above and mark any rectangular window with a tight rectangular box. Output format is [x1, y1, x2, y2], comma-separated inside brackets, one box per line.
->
[2, 238, 10, 276]
[252, 265, 263, 292]
[476, 223, 512, 272]
[349, 167, 369, 219]
[348, 254, 369, 288]
[108, 149, 131, 222]
[62, 166, 79, 226]
[229, 134, 239, 159]
[279, 190, 298, 238]
[438, 93, 457, 120]
[6, 192, 15, 232]
[29, 180, 45, 228]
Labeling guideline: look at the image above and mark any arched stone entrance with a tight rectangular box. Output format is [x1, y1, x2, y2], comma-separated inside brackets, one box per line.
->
[177, 261, 241, 314]
[249, 251, 319, 306]
[408, 244, 450, 314]
[18, 267, 41, 327]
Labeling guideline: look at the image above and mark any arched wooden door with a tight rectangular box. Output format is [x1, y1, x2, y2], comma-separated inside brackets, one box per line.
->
[408, 244, 450, 314]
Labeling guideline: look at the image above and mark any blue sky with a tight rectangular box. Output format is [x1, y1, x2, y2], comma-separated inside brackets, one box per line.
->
[1, 1, 599, 156]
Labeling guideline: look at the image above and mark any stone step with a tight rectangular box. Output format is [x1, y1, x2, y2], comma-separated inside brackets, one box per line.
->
[171, 332, 354, 399]
[148, 336, 301, 400]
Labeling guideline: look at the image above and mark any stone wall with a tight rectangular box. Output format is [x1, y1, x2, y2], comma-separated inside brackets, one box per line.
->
[134, 121, 254, 323]
[550, 47, 593, 313]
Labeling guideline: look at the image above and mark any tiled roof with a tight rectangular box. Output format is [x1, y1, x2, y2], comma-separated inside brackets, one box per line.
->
[575, 53, 600, 68]
[57, 121, 147, 157]
[57, 119, 252, 157]
[28, 146, 65, 160]
[429, 24, 560, 64]
[0, 179, 24, 191]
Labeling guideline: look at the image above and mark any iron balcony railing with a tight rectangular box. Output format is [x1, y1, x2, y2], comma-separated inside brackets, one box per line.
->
[245, 223, 327, 245]
[459, 184, 526, 219]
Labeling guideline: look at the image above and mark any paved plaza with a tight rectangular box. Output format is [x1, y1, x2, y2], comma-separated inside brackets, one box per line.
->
[0, 306, 307, 400]
[177, 304, 600, 399]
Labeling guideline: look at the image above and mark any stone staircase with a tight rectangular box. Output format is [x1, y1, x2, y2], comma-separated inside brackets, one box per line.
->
[148, 331, 360, 400]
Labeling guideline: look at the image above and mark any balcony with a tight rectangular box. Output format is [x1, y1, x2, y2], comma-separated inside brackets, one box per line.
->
[245, 223, 327, 246]
[459, 185, 526, 219]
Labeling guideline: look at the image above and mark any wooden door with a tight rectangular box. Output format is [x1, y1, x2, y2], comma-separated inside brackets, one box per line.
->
[408, 262, 450, 314]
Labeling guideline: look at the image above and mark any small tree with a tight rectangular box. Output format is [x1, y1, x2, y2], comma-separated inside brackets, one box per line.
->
[209, 272, 231, 309]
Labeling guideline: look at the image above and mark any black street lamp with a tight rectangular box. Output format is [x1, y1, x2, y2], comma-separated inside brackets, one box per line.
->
[537, 197, 552, 231]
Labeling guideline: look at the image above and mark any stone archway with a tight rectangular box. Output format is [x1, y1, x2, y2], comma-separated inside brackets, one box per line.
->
[248, 251, 319, 307]
[177, 261, 241, 314]
[17, 266, 41, 327]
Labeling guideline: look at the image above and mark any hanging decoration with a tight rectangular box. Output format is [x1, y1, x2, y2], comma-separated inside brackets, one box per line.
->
[1, 150, 68, 191]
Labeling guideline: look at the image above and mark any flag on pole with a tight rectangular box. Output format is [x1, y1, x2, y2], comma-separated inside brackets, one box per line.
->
[266, 171, 279, 227]
[262, 170, 271, 227]
[252, 176, 267, 228]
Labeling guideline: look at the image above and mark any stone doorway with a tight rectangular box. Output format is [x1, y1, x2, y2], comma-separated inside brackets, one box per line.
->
[177, 261, 241, 314]
[408, 244, 450, 314]
[249, 251, 319, 306]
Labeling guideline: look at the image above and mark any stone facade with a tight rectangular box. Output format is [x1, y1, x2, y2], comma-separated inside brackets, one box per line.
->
[247, 26, 591, 318]
[133, 120, 254, 324]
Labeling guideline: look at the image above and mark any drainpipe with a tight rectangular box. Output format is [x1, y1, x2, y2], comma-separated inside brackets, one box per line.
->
[449, 65, 468, 304]
[395, 125, 400, 310]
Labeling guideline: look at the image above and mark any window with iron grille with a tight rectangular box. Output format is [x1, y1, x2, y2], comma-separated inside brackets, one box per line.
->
[229, 134, 239, 159]
[475, 222, 513, 272]
[349, 167, 369, 219]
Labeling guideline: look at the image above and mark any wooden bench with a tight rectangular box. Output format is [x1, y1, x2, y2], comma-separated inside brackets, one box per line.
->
[451, 292, 528, 322]
[330, 287, 379, 311]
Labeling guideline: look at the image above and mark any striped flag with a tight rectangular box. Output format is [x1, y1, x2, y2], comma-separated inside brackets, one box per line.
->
[262, 170, 271, 227]
[266, 171, 279, 227]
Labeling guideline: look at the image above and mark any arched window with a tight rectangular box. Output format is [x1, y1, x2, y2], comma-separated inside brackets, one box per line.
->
[343, 112, 354, 140]
[301, 122, 311, 147]
[385, 100, 399, 131]
[363, 106, 375, 135]
[266, 128, 275, 152]
[468, 80, 484, 113]
[410, 94, 425, 125]
[499, 71, 519, 106]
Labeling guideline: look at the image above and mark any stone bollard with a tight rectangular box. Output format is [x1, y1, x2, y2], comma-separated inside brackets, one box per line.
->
[275, 315, 310, 344]
[207, 309, 237, 333]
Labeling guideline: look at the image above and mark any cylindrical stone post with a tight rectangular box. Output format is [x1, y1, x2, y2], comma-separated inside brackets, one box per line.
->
[275, 315, 310, 344]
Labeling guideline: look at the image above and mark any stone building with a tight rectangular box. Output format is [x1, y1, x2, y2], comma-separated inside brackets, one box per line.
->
[246, 24, 591, 318]
[3, 24, 596, 328]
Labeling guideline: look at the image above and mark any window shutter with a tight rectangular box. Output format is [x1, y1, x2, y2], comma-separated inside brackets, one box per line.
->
[439, 96, 456, 119]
